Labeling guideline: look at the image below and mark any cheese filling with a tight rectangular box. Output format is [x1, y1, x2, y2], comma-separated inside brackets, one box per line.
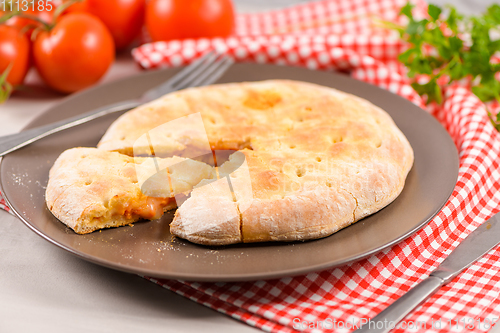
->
[88, 197, 175, 230]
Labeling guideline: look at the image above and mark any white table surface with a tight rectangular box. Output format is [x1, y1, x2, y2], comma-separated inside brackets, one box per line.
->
[2, 1, 499, 333]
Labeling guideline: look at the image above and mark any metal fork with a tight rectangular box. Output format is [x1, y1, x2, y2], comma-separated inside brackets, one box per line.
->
[0, 52, 234, 157]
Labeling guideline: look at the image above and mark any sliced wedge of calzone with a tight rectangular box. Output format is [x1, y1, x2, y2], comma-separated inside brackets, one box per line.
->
[45, 147, 213, 234]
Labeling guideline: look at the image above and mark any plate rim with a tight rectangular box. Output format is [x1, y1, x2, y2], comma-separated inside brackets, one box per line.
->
[1, 63, 459, 281]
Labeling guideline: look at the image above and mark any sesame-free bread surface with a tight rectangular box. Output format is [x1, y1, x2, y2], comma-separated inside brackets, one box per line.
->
[96, 80, 414, 245]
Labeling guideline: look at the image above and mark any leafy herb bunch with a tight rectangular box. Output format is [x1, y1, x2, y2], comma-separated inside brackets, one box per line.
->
[390, 2, 500, 130]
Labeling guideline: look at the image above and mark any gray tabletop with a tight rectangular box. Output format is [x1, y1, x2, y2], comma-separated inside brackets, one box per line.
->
[1, 1, 498, 333]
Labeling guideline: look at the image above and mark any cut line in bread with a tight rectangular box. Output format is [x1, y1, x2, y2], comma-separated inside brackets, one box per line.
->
[45, 148, 214, 234]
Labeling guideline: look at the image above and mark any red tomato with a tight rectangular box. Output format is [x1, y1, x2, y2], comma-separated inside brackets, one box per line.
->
[0, 25, 30, 86]
[53, 0, 89, 14]
[86, 0, 145, 50]
[33, 13, 115, 93]
[145, 0, 235, 42]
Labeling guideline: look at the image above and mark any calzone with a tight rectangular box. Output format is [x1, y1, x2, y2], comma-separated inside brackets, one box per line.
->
[92, 80, 414, 245]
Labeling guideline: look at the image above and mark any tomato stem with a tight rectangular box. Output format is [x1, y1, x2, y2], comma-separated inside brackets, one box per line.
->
[52, 0, 84, 23]
[0, 64, 14, 104]
[0, 11, 17, 24]
[12, 12, 52, 30]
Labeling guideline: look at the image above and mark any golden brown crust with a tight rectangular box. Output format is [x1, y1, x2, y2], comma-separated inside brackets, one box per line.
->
[91, 80, 414, 244]
[46, 148, 213, 234]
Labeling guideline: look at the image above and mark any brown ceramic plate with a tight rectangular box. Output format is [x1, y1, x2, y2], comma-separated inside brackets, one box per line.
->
[0, 64, 458, 282]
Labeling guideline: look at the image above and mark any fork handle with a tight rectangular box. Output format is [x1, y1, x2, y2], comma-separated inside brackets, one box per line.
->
[0, 100, 140, 157]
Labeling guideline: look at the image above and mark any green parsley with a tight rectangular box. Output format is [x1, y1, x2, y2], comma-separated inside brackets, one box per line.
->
[389, 2, 500, 131]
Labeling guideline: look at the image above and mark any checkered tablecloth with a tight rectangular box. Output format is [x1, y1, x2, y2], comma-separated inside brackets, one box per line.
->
[5, 0, 500, 332]
[130, 0, 500, 332]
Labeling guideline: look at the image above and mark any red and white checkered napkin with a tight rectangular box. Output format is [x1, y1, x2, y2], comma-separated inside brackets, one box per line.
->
[132, 0, 500, 332]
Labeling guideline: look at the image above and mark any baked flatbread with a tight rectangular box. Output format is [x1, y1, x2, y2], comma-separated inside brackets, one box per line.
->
[96, 80, 414, 245]
[46, 147, 213, 234]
